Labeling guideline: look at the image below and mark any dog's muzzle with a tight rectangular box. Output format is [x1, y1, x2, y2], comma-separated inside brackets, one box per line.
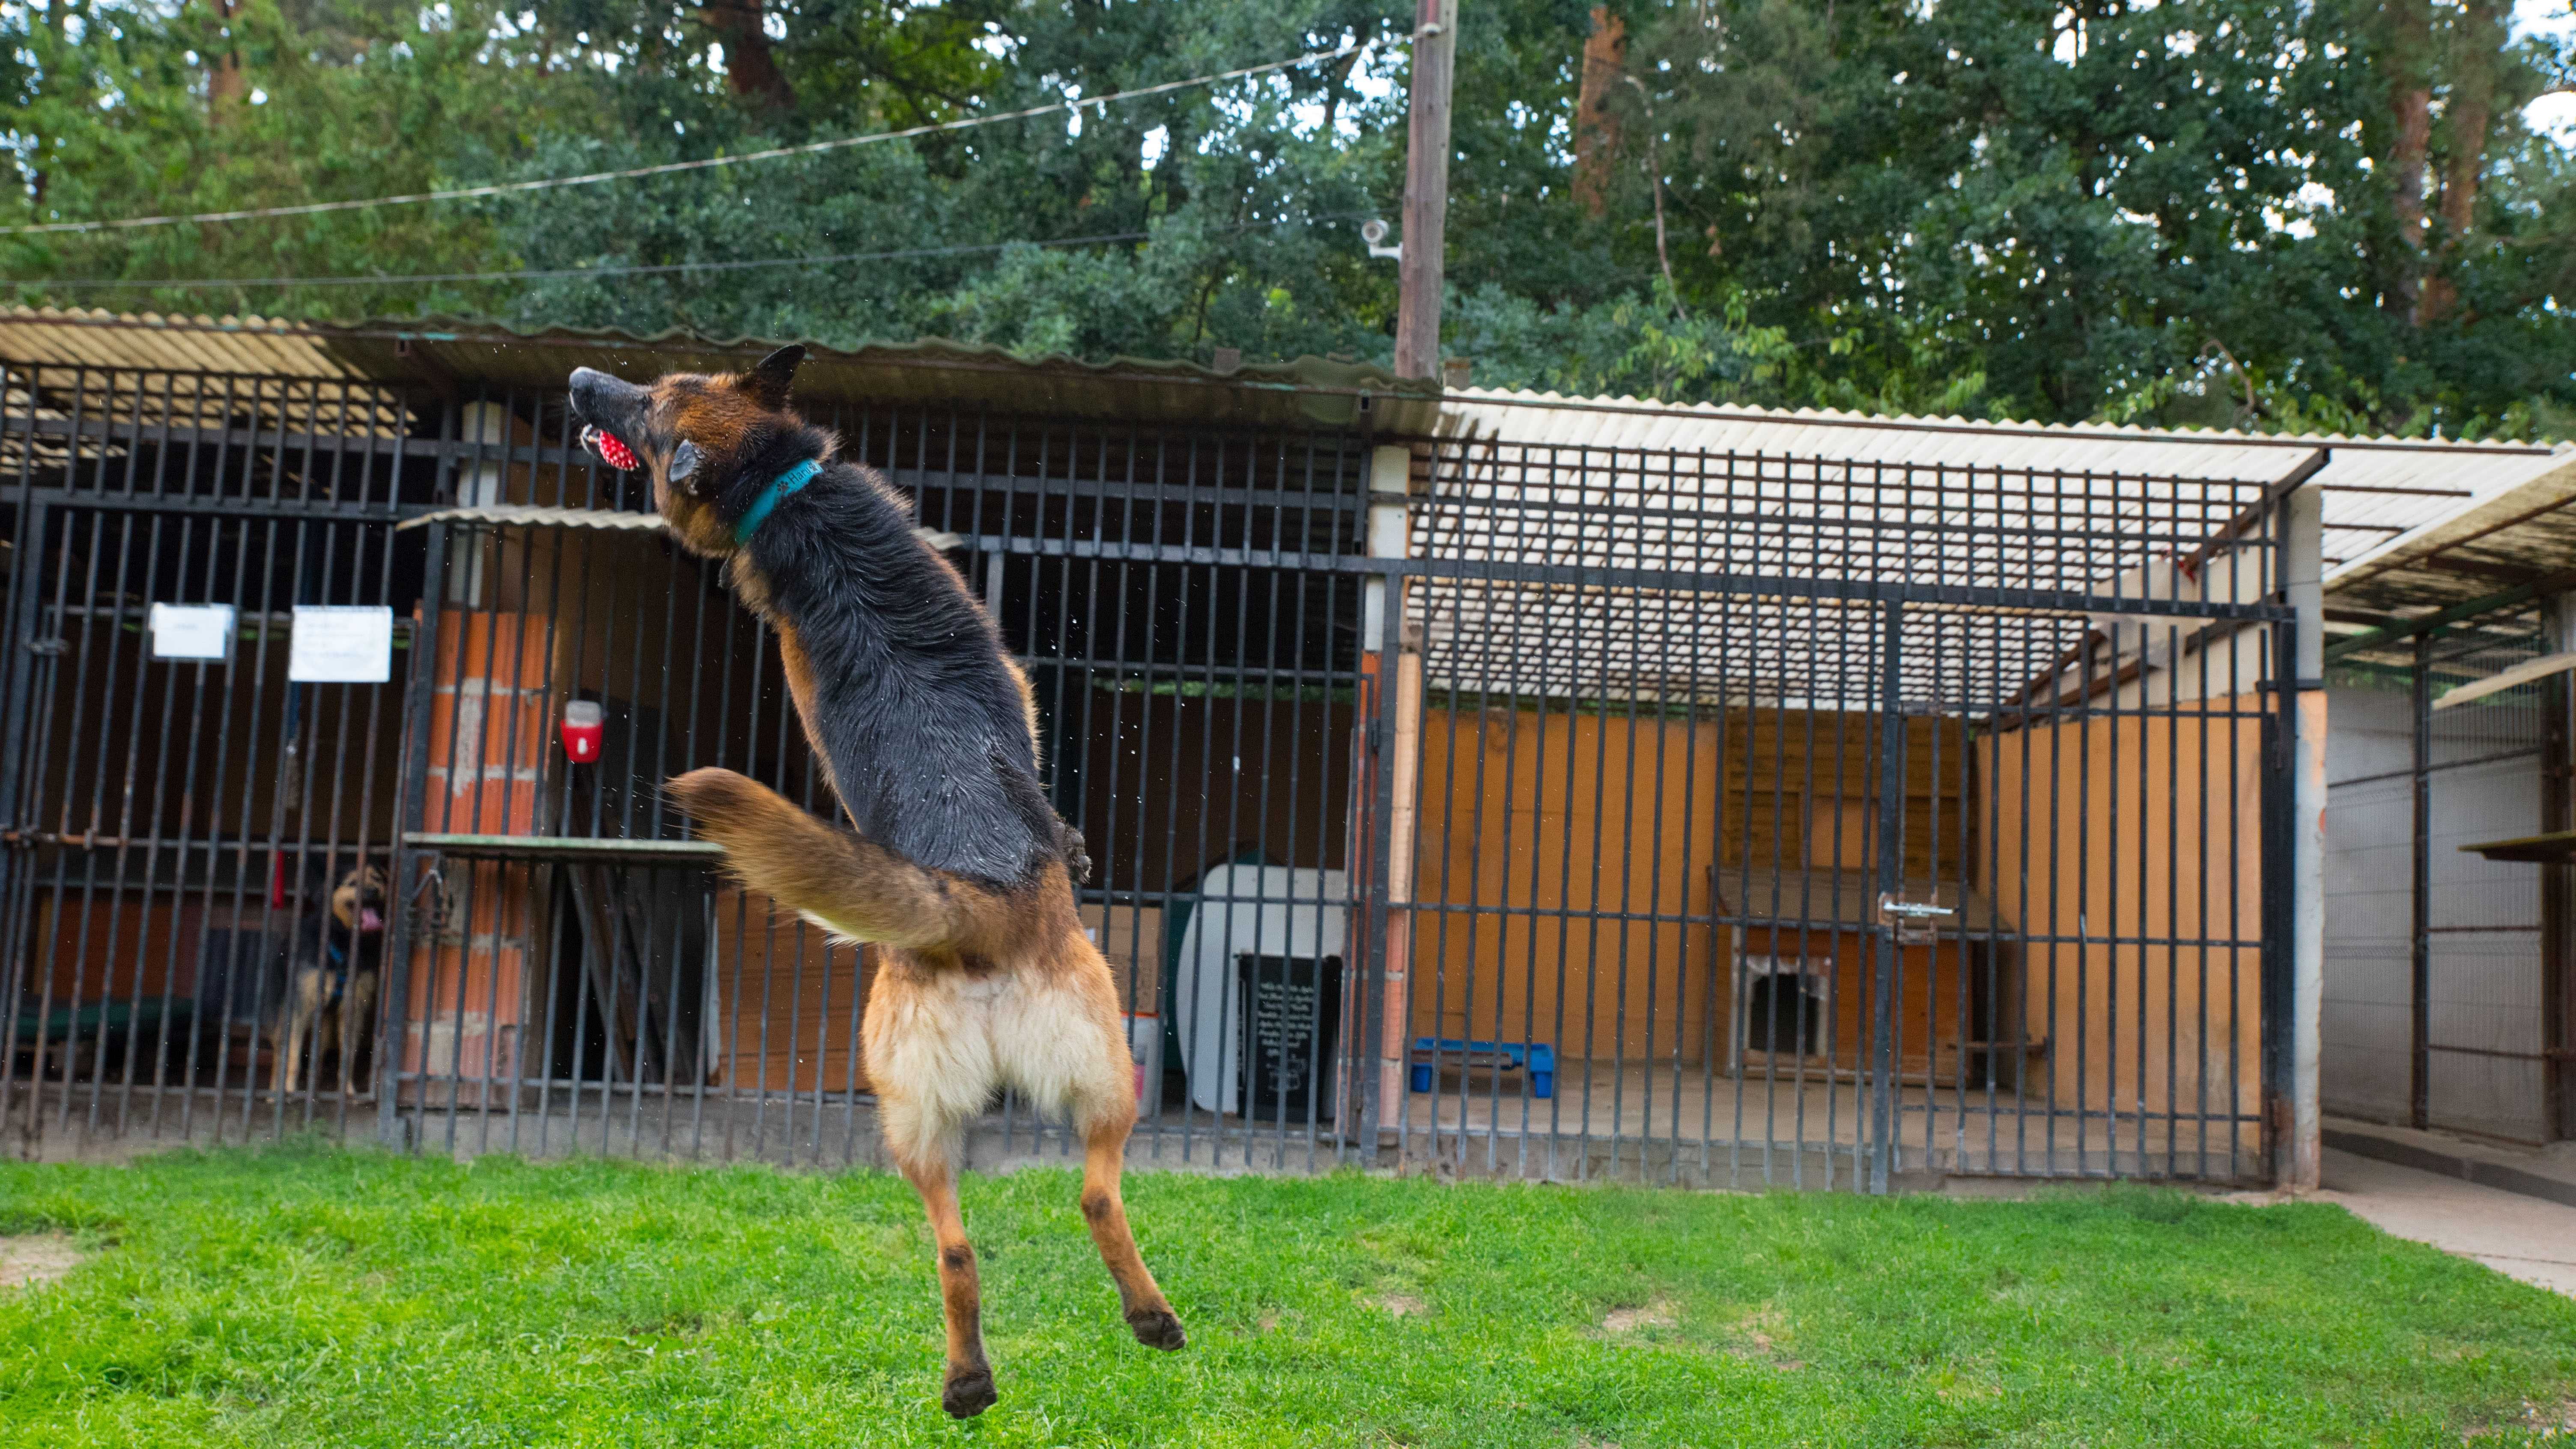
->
[568, 366, 650, 473]
[580, 426, 638, 472]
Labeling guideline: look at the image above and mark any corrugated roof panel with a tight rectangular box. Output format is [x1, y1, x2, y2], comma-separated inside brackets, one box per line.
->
[1440, 386, 2575, 577]
[0, 306, 1436, 432]
[2321, 454, 2576, 635]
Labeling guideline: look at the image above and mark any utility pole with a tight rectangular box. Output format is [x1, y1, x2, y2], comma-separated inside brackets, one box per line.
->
[1394, 0, 1458, 381]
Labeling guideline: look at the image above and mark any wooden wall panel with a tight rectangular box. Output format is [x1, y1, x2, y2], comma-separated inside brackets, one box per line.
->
[1405, 704, 1972, 1066]
[712, 888, 871, 1097]
[1409, 709, 1719, 1061]
[1981, 699, 2266, 1120]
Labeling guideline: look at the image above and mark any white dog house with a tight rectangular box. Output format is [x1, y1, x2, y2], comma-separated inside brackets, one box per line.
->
[1172, 865, 1348, 1119]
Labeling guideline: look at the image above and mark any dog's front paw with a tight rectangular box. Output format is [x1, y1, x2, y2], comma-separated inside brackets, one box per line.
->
[942, 1366, 998, 1419]
[1126, 1306, 1186, 1351]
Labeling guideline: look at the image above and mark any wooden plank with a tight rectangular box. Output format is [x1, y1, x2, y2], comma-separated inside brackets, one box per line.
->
[2460, 830, 2576, 864]
[406, 833, 723, 864]
[2433, 650, 2576, 711]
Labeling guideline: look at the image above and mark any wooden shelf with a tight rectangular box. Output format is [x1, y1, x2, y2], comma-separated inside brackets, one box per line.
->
[2459, 830, 2576, 864]
[402, 833, 723, 865]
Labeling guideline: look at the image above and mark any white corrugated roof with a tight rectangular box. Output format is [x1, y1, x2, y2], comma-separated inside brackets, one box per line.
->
[2321, 463, 2576, 617]
[0, 308, 363, 379]
[1413, 388, 2575, 711]
[1440, 387, 2576, 574]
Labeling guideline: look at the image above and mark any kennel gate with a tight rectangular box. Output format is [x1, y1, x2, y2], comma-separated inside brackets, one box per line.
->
[1370, 436, 2299, 1189]
[0, 361, 2301, 1190]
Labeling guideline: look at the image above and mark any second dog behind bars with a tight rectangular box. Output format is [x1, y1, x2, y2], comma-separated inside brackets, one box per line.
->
[567, 348, 1180, 1419]
[268, 861, 387, 1098]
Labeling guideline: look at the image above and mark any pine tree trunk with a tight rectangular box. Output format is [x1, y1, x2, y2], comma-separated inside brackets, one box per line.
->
[704, 0, 794, 112]
[205, 0, 246, 128]
[2376, 0, 2434, 318]
[2420, 0, 2505, 324]
[1573, 6, 1627, 219]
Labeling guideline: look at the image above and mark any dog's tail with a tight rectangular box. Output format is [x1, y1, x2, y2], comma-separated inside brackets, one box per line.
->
[665, 767, 1024, 954]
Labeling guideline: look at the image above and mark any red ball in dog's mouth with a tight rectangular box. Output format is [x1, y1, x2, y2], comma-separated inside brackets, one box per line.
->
[581, 425, 638, 472]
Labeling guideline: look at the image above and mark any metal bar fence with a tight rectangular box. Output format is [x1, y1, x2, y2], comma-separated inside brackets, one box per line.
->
[0, 364, 2295, 1187]
[2323, 605, 2557, 1143]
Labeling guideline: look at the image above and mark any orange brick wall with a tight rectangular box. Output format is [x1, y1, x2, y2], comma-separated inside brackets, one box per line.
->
[401, 609, 553, 1105]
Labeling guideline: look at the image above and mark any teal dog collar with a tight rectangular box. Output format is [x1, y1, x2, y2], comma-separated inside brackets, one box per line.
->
[734, 458, 821, 546]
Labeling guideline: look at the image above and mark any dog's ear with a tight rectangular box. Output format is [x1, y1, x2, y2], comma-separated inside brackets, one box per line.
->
[668, 439, 704, 489]
[746, 346, 806, 409]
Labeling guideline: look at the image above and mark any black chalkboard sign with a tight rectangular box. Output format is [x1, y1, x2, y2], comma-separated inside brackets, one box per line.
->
[1235, 953, 1342, 1124]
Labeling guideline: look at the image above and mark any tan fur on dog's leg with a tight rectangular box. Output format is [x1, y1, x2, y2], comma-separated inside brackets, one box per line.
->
[311, 1008, 337, 1103]
[1081, 1114, 1184, 1350]
[272, 1017, 296, 1095]
[899, 1152, 997, 1418]
[664, 767, 1021, 953]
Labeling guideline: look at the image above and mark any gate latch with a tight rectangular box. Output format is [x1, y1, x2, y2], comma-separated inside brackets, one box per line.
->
[1876, 893, 1953, 946]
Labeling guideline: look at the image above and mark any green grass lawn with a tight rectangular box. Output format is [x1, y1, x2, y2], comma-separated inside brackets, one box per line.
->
[1, 1146, 2572, 1446]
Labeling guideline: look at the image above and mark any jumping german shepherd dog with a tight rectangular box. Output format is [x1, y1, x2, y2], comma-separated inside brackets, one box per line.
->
[268, 862, 387, 1097]
[568, 348, 1181, 1418]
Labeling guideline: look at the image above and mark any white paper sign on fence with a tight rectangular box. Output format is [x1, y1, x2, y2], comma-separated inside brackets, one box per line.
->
[289, 605, 394, 683]
[148, 603, 236, 662]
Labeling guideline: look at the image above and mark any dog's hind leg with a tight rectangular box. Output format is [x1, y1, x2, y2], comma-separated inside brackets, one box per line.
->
[906, 1159, 996, 1419]
[1078, 1097, 1184, 1351]
[869, 969, 1005, 1418]
[881, 1091, 996, 1419]
[991, 949, 1185, 1353]
[664, 767, 994, 951]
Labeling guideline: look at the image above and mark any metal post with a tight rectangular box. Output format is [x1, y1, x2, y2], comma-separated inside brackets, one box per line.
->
[2410, 630, 2433, 1130]
[1356, 445, 1415, 1157]
[2283, 485, 2326, 1190]
[1869, 599, 1904, 1194]
[1394, 0, 1457, 380]
[377, 521, 449, 1148]
[2546, 593, 2575, 1143]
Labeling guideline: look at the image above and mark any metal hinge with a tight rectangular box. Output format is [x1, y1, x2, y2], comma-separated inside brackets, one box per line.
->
[1366, 719, 1385, 754]
[25, 638, 63, 656]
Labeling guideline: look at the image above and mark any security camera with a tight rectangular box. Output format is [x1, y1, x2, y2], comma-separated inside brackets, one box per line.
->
[1360, 218, 1389, 245]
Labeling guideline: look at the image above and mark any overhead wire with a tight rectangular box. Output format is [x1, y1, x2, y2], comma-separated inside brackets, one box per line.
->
[0, 34, 1391, 238]
[18, 212, 1370, 292]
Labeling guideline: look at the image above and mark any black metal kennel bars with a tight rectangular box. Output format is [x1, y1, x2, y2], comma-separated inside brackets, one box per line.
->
[1383, 435, 2298, 1188]
[0, 358, 2305, 1189]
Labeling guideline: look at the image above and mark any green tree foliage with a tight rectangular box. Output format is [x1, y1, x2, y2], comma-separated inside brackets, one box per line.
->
[1601, 0, 2576, 432]
[6, 0, 2576, 434]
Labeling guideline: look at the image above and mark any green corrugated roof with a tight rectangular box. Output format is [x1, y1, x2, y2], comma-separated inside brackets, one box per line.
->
[0, 307, 1441, 432]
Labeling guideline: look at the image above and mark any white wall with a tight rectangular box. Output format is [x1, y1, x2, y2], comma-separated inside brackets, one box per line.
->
[2322, 685, 2550, 1140]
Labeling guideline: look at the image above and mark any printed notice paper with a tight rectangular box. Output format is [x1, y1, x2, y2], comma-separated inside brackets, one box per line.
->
[288, 605, 394, 683]
[148, 603, 236, 662]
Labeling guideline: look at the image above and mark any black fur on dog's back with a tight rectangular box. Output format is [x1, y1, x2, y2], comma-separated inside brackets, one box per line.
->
[725, 425, 1058, 889]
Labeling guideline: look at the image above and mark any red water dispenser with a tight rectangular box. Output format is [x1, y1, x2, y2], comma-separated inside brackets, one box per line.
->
[560, 700, 604, 763]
